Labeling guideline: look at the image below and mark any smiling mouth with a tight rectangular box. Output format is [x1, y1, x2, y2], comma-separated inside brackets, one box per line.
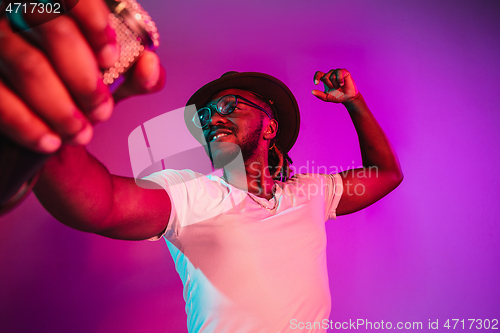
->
[211, 133, 231, 142]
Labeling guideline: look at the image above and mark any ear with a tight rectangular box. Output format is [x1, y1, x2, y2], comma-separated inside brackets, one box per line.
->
[263, 119, 278, 140]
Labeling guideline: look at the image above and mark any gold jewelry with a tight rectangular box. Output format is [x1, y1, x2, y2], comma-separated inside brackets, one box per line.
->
[103, 0, 160, 89]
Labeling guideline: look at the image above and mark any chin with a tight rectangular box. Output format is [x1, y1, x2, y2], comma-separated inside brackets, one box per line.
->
[209, 142, 241, 169]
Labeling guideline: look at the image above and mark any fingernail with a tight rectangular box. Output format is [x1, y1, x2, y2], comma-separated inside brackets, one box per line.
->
[72, 123, 93, 145]
[91, 97, 114, 123]
[104, 24, 117, 44]
[38, 134, 62, 153]
[314, 79, 319, 85]
[144, 54, 160, 89]
[98, 24, 119, 68]
[98, 43, 120, 69]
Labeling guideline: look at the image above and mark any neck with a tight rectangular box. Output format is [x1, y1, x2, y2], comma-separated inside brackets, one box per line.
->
[223, 155, 275, 200]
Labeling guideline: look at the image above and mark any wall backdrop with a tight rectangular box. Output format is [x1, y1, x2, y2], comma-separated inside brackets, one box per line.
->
[1, 0, 499, 332]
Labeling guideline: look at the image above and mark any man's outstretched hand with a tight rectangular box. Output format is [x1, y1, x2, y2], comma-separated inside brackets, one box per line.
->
[0, 0, 165, 154]
[312, 69, 359, 104]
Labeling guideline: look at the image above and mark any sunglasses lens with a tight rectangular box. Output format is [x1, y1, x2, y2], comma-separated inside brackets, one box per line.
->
[194, 108, 211, 128]
[192, 95, 238, 128]
[218, 95, 237, 115]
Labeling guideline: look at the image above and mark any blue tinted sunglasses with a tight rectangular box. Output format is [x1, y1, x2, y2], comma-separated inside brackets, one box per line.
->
[192, 94, 274, 128]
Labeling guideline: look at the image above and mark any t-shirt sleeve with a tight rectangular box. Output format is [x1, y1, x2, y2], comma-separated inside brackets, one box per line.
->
[322, 173, 344, 220]
[141, 169, 202, 240]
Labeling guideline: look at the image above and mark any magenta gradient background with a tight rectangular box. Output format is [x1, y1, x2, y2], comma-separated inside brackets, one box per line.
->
[1, 0, 499, 332]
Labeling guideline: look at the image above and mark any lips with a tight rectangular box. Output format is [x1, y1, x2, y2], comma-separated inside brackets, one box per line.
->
[208, 129, 233, 142]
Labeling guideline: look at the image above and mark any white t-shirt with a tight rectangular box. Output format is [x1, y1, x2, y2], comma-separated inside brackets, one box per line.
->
[144, 170, 343, 333]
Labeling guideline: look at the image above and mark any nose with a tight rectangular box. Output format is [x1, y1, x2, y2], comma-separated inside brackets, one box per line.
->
[207, 110, 228, 126]
[203, 110, 229, 140]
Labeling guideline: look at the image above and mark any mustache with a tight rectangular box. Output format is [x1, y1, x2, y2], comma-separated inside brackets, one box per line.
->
[205, 125, 237, 139]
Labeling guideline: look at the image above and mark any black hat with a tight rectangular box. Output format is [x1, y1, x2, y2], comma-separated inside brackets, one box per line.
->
[185, 71, 300, 153]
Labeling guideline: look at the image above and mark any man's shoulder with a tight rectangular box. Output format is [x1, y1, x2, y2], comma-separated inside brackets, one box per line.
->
[142, 169, 226, 190]
[286, 172, 338, 184]
[146, 168, 219, 181]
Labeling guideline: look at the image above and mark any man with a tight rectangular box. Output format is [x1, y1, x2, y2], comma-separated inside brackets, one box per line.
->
[0, 1, 402, 332]
[139, 70, 403, 332]
[32, 69, 402, 332]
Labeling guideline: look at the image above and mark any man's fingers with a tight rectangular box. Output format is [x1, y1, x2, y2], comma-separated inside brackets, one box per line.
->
[328, 70, 342, 90]
[0, 80, 62, 153]
[313, 68, 359, 103]
[27, 15, 114, 123]
[70, 0, 119, 69]
[0, 0, 123, 154]
[313, 71, 325, 85]
[337, 68, 359, 99]
[0, 19, 92, 145]
[335, 68, 350, 87]
[320, 69, 335, 89]
[112, 51, 165, 103]
[311, 89, 328, 101]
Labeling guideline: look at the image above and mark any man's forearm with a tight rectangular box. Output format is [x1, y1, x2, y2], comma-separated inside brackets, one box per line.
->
[314, 69, 403, 214]
[33, 145, 115, 233]
[343, 94, 403, 177]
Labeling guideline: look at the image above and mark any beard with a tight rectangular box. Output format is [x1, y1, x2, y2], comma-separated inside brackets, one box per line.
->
[207, 118, 263, 169]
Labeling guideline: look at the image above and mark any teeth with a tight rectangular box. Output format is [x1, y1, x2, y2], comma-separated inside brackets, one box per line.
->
[212, 133, 229, 141]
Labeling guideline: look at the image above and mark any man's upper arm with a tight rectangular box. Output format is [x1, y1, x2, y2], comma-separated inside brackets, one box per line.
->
[97, 176, 172, 240]
[336, 168, 403, 216]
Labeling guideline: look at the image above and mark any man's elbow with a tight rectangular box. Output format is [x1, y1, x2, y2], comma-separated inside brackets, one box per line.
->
[379, 168, 403, 192]
[391, 169, 404, 190]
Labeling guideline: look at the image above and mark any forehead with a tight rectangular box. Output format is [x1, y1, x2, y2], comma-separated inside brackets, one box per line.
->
[208, 89, 260, 104]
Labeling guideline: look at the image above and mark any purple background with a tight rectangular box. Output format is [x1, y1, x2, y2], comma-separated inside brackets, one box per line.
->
[1, 0, 499, 331]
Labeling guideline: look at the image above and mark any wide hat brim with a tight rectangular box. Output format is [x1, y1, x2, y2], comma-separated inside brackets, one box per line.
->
[185, 72, 300, 153]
